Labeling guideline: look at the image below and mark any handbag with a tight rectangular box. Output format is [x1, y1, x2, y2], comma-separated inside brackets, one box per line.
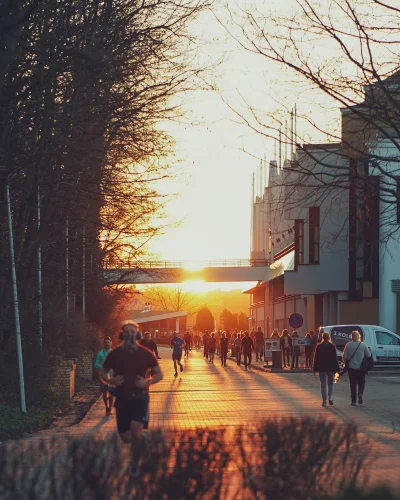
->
[340, 342, 361, 375]
[360, 351, 373, 373]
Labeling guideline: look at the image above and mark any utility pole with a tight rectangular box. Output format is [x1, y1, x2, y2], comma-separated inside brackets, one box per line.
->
[1, 168, 27, 413]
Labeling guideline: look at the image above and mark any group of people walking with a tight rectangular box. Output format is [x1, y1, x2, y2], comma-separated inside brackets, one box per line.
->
[201, 327, 264, 370]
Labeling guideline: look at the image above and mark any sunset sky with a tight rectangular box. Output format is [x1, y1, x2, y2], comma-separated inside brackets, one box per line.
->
[147, 0, 344, 291]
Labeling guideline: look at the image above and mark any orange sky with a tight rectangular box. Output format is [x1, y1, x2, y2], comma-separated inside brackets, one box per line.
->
[146, 0, 348, 291]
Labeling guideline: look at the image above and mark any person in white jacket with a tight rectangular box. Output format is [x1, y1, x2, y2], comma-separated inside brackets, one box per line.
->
[343, 331, 372, 406]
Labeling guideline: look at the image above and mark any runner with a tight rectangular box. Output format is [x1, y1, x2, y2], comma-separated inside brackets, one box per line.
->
[99, 321, 163, 479]
[94, 336, 114, 416]
[170, 331, 185, 377]
[140, 331, 161, 359]
[208, 332, 217, 363]
[184, 330, 192, 358]
[220, 332, 229, 367]
[255, 326, 264, 362]
[241, 330, 254, 371]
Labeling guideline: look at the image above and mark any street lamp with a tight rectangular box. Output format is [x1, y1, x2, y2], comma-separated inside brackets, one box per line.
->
[0, 166, 27, 413]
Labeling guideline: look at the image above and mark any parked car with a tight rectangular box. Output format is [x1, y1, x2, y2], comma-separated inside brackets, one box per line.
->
[320, 324, 400, 368]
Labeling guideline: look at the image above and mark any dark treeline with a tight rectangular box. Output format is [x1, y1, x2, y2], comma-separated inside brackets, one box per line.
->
[0, 0, 208, 398]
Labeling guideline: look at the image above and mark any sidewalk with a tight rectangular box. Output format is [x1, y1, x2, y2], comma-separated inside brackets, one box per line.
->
[8, 347, 400, 491]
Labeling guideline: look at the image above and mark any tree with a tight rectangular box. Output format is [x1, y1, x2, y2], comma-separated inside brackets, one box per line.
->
[195, 307, 215, 332]
[220, 308, 236, 330]
[237, 312, 248, 330]
[223, 0, 400, 245]
[141, 286, 201, 315]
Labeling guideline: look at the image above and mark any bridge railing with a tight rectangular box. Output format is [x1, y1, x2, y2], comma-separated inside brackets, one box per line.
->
[102, 259, 270, 269]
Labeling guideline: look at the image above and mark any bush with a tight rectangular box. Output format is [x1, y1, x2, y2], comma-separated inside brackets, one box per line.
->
[0, 418, 382, 500]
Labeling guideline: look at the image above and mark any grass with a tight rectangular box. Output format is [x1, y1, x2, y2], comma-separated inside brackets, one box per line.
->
[0, 402, 58, 441]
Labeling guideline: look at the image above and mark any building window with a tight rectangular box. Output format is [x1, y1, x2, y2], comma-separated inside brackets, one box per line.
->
[294, 220, 304, 268]
[309, 207, 320, 264]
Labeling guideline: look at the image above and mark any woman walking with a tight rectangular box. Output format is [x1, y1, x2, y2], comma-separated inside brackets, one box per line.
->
[343, 331, 372, 406]
[280, 329, 292, 368]
[313, 332, 340, 407]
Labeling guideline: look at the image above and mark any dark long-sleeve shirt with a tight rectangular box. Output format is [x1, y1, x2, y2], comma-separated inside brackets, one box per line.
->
[241, 337, 254, 352]
[140, 338, 159, 357]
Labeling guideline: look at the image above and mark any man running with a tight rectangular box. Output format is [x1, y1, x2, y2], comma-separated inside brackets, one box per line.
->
[99, 321, 163, 479]
[255, 326, 264, 362]
[241, 331, 254, 371]
[220, 332, 229, 367]
[184, 331, 192, 358]
[140, 331, 161, 359]
[170, 331, 185, 377]
[94, 336, 114, 416]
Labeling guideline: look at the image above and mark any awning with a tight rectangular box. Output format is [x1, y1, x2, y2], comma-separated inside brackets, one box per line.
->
[261, 250, 295, 284]
[129, 310, 187, 323]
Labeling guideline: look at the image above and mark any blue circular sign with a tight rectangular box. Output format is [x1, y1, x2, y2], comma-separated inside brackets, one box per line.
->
[289, 313, 303, 329]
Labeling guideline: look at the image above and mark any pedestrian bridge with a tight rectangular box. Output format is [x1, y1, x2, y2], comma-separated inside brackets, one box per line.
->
[101, 259, 270, 284]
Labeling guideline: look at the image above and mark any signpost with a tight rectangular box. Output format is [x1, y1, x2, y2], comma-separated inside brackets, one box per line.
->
[292, 337, 307, 347]
[264, 338, 280, 362]
[289, 312, 303, 329]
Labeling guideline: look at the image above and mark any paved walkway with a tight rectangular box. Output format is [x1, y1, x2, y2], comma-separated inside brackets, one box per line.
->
[21, 347, 400, 489]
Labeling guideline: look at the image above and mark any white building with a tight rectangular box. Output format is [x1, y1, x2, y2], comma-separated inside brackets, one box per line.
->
[248, 73, 400, 336]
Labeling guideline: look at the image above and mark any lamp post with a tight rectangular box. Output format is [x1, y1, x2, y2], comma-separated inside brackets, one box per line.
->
[1, 166, 27, 413]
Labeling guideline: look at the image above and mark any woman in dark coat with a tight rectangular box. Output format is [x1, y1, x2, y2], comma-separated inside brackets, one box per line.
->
[313, 332, 340, 407]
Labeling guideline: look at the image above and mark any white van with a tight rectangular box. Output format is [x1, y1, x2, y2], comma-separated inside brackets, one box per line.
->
[320, 324, 400, 368]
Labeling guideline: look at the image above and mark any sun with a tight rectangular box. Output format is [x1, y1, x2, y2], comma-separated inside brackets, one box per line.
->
[181, 279, 210, 292]
[183, 261, 204, 271]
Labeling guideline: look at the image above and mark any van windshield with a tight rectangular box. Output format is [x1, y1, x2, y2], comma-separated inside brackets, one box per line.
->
[330, 326, 363, 352]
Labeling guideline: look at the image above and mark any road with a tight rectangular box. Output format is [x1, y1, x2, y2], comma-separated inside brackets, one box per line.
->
[15, 347, 400, 489]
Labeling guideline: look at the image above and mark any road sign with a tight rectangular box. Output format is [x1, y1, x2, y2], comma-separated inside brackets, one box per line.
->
[289, 313, 303, 329]
[264, 338, 280, 360]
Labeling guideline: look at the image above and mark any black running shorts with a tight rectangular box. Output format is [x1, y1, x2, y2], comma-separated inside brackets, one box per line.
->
[172, 353, 182, 361]
[115, 397, 149, 433]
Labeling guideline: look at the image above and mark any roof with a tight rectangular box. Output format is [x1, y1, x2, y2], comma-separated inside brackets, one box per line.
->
[242, 283, 265, 294]
[128, 310, 187, 323]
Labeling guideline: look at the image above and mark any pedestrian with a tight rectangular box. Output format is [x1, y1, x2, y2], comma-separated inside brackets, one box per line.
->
[280, 329, 292, 368]
[220, 332, 229, 366]
[343, 331, 372, 406]
[203, 330, 210, 358]
[271, 329, 280, 339]
[235, 333, 242, 365]
[255, 326, 264, 362]
[170, 331, 185, 377]
[194, 332, 200, 349]
[184, 331, 192, 358]
[94, 336, 115, 416]
[100, 321, 163, 479]
[216, 331, 221, 357]
[208, 332, 217, 363]
[311, 330, 318, 364]
[313, 332, 340, 407]
[305, 332, 312, 368]
[140, 331, 161, 359]
[291, 331, 301, 369]
[241, 330, 254, 371]
[231, 331, 237, 358]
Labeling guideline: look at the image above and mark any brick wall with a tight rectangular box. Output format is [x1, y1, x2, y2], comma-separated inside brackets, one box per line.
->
[48, 357, 76, 399]
[76, 351, 95, 381]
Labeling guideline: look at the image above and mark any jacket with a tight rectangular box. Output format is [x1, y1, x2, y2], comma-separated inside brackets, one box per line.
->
[280, 335, 292, 350]
[313, 341, 340, 373]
